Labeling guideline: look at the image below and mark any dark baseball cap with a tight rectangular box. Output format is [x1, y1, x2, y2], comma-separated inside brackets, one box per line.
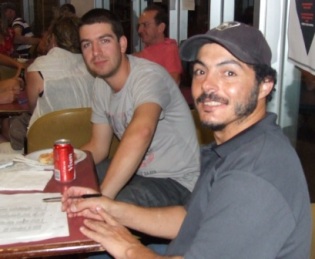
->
[180, 21, 272, 66]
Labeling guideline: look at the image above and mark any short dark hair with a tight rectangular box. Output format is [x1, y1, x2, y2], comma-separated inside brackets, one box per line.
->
[252, 64, 277, 102]
[59, 4, 76, 15]
[144, 4, 168, 36]
[80, 8, 124, 41]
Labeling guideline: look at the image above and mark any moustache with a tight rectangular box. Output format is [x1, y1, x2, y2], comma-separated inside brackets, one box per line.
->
[196, 92, 228, 105]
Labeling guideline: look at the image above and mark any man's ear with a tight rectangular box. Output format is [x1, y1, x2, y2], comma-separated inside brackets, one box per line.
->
[258, 77, 274, 99]
[158, 23, 166, 34]
[119, 36, 128, 53]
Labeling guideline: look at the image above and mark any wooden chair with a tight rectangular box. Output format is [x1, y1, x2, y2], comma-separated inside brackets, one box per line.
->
[191, 109, 214, 145]
[26, 107, 92, 154]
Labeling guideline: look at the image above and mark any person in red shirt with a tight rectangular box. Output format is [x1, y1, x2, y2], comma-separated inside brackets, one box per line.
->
[134, 5, 182, 85]
[0, 22, 15, 56]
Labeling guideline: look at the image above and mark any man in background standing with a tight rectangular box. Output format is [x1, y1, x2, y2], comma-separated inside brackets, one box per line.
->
[134, 5, 182, 85]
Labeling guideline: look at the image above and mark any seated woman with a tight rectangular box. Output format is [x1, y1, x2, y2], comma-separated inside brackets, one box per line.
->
[0, 16, 94, 153]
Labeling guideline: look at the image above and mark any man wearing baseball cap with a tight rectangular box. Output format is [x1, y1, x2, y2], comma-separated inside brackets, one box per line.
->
[62, 22, 311, 259]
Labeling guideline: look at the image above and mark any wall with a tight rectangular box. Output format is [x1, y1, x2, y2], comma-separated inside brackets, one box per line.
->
[70, 0, 94, 17]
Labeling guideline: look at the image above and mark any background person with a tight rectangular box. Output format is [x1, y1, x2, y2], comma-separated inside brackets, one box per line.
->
[58, 3, 76, 17]
[0, 16, 94, 152]
[62, 22, 311, 259]
[0, 15, 15, 56]
[133, 5, 182, 85]
[3, 2, 39, 58]
[78, 8, 199, 207]
[37, 3, 77, 56]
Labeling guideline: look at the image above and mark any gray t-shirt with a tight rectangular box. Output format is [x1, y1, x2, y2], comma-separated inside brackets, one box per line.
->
[91, 55, 200, 191]
[166, 113, 311, 258]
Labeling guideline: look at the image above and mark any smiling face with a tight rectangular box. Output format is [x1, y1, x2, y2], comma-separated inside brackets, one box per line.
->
[192, 43, 270, 143]
[79, 22, 127, 80]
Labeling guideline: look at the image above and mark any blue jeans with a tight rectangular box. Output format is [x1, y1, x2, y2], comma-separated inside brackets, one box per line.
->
[96, 159, 191, 207]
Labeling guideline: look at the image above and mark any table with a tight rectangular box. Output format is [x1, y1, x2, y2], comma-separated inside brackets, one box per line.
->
[0, 90, 30, 116]
[0, 152, 103, 258]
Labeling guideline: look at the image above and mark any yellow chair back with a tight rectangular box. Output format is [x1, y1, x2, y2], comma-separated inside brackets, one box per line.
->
[27, 108, 92, 153]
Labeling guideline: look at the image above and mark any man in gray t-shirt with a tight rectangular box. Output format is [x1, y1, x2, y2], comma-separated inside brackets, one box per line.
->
[79, 9, 199, 207]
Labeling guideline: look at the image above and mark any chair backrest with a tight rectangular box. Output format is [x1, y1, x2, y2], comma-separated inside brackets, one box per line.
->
[311, 203, 315, 259]
[102, 109, 213, 160]
[191, 109, 214, 145]
[26, 107, 92, 154]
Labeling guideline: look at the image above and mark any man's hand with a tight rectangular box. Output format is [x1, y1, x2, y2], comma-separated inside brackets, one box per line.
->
[0, 78, 21, 104]
[61, 186, 115, 220]
[80, 207, 159, 259]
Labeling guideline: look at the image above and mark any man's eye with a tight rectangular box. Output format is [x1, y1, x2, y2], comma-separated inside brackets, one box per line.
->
[100, 38, 110, 44]
[193, 69, 205, 76]
[81, 42, 90, 49]
[225, 71, 235, 77]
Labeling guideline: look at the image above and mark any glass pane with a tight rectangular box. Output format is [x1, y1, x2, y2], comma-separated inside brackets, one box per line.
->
[296, 69, 315, 202]
[110, 0, 132, 53]
[187, 1, 209, 37]
[32, 0, 59, 37]
[234, 0, 255, 26]
[181, 1, 209, 89]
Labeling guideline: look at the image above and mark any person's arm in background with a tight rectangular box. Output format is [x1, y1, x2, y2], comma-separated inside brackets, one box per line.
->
[25, 71, 43, 112]
[0, 78, 21, 104]
[12, 26, 40, 46]
[0, 53, 26, 77]
[100, 102, 161, 198]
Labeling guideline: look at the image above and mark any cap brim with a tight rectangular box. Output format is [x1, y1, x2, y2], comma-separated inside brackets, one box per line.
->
[180, 35, 213, 62]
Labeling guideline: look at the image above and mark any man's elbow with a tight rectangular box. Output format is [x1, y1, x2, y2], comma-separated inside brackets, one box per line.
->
[137, 125, 156, 143]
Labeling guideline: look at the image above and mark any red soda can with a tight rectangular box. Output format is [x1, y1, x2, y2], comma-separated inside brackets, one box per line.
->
[53, 139, 75, 182]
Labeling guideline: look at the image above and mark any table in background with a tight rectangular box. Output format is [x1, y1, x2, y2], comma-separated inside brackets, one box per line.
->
[0, 152, 103, 258]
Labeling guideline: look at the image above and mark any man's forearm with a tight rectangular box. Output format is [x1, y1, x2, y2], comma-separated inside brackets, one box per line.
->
[0, 54, 23, 69]
[110, 201, 186, 239]
[100, 124, 154, 197]
[14, 35, 39, 45]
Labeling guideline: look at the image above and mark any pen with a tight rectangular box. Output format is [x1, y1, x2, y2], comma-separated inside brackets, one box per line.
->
[43, 193, 102, 202]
